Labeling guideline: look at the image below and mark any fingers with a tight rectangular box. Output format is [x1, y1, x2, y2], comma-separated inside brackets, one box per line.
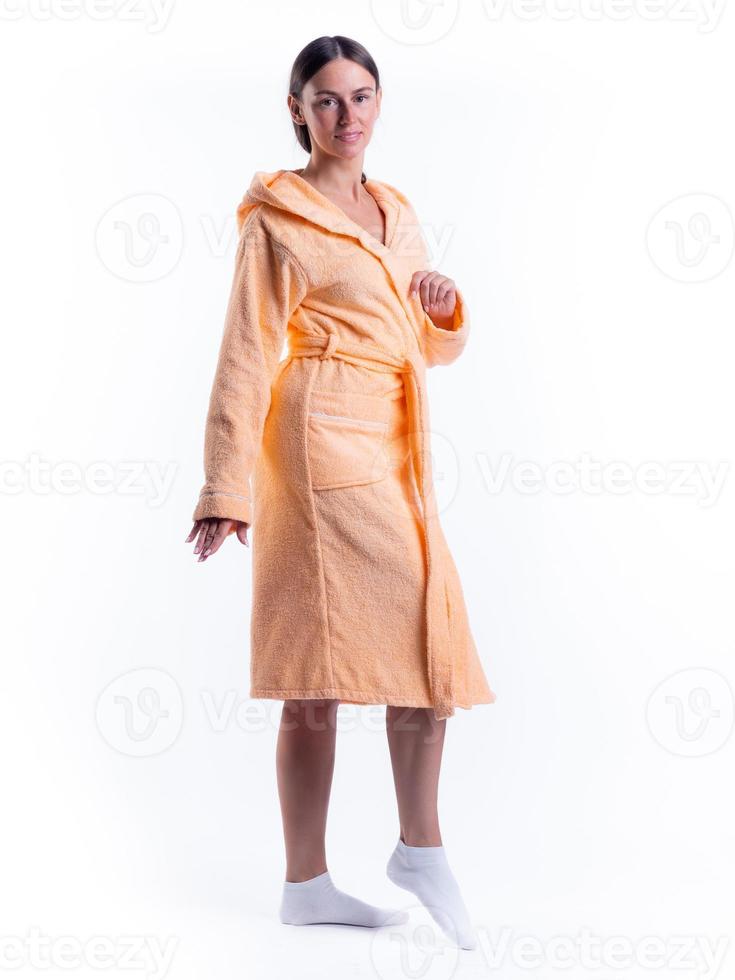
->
[409, 269, 426, 296]
[198, 519, 230, 561]
[410, 270, 455, 314]
[433, 281, 454, 313]
[420, 272, 454, 310]
[188, 519, 251, 561]
[421, 271, 440, 310]
[193, 519, 212, 557]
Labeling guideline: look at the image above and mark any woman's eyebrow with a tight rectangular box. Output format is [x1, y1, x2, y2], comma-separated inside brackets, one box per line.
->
[313, 86, 375, 96]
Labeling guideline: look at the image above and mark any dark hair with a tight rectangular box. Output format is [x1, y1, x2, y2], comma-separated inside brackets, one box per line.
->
[289, 35, 380, 184]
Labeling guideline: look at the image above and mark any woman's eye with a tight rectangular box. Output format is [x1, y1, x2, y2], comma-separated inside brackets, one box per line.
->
[318, 95, 370, 108]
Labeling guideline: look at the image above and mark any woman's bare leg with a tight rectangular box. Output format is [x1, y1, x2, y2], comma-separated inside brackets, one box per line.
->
[385, 704, 477, 948]
[276, 697, 409, 928]
[385, 706, 446, 846]
[276, 698, 340, 882]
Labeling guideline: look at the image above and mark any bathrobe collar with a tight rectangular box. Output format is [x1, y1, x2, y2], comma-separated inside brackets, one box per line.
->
[236, 168, 402, 258]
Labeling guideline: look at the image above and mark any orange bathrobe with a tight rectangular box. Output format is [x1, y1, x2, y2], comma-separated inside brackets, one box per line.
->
[192, 168, 497, 720]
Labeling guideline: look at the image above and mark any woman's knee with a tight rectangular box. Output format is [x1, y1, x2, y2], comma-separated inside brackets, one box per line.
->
[281, 698, 340, 732]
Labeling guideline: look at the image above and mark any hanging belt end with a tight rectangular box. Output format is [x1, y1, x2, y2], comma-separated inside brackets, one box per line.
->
[432, 695, 455, 722]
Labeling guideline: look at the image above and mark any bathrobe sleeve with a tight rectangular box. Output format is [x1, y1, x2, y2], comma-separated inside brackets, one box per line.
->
[192, 214, 309, 529]
[422, 286, 471, 368]
[406, 198, 472, 368]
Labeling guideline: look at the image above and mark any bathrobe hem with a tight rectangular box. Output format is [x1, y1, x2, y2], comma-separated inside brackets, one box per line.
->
[250, 686, 497, 711]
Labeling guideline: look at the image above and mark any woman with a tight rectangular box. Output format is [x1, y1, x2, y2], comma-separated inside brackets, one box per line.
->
[186, 36, 496, 949]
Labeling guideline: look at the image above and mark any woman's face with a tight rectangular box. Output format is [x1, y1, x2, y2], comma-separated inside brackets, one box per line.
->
[292, 58, 381, 162]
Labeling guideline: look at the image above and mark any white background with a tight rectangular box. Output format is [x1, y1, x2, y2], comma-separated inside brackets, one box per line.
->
[2, 0, 734, 977]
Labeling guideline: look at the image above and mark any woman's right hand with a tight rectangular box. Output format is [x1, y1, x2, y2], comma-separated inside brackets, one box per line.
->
[185, 518, 250, 562]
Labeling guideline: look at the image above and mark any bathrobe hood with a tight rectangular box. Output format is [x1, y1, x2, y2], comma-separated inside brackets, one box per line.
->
[235, 168, 404, 253]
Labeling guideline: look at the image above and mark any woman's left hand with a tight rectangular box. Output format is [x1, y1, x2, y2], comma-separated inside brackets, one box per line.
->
[409, 270, 457, 331]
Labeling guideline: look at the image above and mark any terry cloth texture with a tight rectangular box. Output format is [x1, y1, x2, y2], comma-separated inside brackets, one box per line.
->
[192, 168, 497, 720]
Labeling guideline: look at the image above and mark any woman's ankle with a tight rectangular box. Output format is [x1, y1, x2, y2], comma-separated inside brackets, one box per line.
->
[285, 863, 328, 883]
[400, 830, 442, 847]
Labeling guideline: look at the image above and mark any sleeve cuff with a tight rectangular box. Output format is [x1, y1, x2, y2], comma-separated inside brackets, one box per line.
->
[192, 489, 252, 530]
[422, 288, 471, 366]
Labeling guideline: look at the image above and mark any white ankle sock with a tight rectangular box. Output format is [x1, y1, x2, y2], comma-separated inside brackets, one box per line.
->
[386, 837, 477, 949]
[279, 870, 409, 928]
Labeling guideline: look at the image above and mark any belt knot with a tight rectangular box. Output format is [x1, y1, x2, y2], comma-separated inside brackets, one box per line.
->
[319, 332, 339, 359]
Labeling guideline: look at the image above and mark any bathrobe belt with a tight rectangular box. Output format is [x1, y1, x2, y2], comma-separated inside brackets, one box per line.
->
[286, 330, 456, 721]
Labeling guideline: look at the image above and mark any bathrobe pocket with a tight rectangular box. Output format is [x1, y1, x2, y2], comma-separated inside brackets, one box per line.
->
[307, 389, 391, 490]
